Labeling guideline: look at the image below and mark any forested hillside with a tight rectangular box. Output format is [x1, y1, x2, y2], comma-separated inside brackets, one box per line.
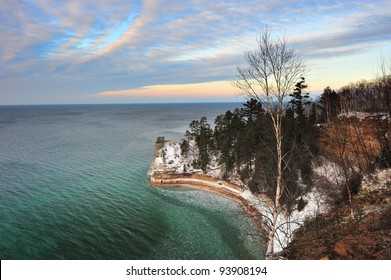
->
[173, 71, 391, 259]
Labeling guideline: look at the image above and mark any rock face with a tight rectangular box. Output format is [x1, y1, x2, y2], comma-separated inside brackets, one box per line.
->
[150, 136, 190, 177]
[149, 136, 180, 176]
[149, 136, 221, 178]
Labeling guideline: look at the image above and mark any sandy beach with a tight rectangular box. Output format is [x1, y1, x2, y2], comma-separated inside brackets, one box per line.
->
[150, 174, 269, 236]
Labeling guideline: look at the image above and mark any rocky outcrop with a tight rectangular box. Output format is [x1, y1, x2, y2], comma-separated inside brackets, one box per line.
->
[149, 136, 183, 176]
[148, 136, 246, 187]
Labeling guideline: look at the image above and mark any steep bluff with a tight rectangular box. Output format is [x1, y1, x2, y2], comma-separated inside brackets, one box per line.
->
[148, 134, 391, 259]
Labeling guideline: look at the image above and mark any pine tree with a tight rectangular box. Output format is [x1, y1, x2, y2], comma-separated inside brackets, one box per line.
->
[289, 77, 309, 120]
[198, 116, 212, 171]
[243, 98, 264, 124]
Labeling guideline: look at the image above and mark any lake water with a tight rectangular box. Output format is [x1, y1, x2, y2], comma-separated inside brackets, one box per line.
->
[0, 103, 265, 259]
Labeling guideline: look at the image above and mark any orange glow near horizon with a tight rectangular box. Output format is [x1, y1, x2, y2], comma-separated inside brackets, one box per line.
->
[96, 80, 239, 99]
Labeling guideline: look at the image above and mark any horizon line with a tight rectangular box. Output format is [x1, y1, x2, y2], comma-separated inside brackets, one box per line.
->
[0, 101, 245, 107]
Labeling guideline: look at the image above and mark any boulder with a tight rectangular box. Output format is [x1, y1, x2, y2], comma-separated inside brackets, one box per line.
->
[334, 242, 352, 257]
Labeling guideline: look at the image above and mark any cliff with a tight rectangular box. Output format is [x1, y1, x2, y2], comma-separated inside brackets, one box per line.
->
[148, 136, 330, 255]
[148, 136, 246, 186]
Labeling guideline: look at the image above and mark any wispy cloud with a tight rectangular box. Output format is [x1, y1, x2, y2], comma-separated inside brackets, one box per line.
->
[1, 0, 390, 104]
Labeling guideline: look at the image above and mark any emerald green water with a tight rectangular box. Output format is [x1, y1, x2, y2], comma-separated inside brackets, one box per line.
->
[0, 103, 265, 259]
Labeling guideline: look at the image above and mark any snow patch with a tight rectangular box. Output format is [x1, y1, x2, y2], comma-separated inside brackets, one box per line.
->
[362, 168, 391, 191]
[338, 111, 390, 121]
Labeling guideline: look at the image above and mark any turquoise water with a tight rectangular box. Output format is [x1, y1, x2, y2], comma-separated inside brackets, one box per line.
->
[0, 103, 265, 259]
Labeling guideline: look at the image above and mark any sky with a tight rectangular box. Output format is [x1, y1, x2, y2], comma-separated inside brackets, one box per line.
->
[1, 0, 391, 105]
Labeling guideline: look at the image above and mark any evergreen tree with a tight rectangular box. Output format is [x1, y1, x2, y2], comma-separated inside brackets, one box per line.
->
[184, 117, 212, 171]
[198, 116, 213, 171]
[289, 77, 309, 120]
[243, 98, 264, 124]
[180, 139, 189, 156]
[214, 110, 237, 176]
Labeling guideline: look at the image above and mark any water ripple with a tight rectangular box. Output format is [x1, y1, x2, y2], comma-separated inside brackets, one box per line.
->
[0, 104, 265, 259]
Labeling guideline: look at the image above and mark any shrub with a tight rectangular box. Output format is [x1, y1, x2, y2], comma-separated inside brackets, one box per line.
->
[341, 172, 362, 204]
[348, 172, 362, 196]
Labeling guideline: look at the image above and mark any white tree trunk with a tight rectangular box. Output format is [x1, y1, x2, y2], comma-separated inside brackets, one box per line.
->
[266, 122, 283, 258]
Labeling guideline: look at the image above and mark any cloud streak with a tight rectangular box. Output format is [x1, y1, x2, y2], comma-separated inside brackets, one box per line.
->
[97, 80, 234, 96]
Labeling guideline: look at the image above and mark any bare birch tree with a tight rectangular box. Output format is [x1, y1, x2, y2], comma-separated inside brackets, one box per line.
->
[234, 28, 307, 257]
[378, 55, 391, 118]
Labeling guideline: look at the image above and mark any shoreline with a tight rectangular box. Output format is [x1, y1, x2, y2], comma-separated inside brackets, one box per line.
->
[150, 174, 269, 238]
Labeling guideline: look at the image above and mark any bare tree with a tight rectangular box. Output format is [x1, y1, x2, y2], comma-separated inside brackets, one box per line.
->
[377, 55, 391, 118]
[234, 28, 307, 257]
